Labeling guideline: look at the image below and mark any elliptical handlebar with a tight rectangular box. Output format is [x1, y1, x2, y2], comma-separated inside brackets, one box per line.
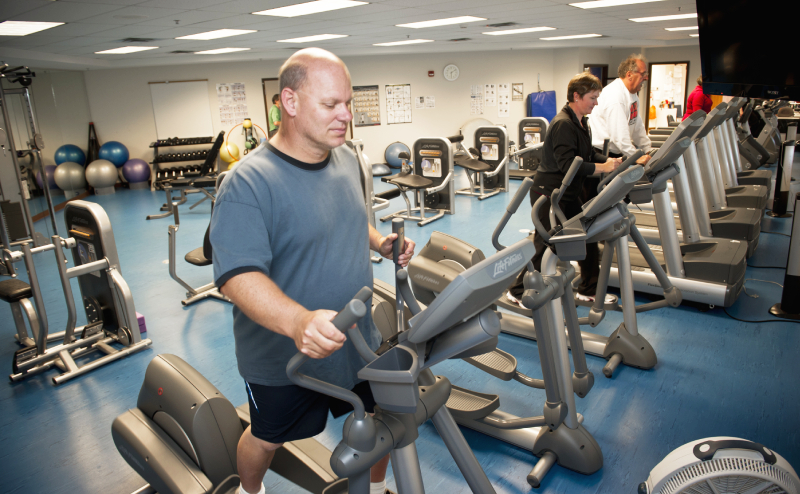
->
[531, 195, 552, 243]
[492, 177, 534, 251]
[596, 150, 644, 193]
[286, 288, 372, 418]
[550, 157, 583, 225]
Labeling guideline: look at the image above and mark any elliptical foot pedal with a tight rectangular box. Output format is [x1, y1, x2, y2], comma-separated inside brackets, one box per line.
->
[446, 385, 500, 421]
[463, 348, 517, 381]
[13, 345, 37, 374]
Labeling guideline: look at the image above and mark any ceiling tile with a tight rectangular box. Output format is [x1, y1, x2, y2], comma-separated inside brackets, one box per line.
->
[10, 2, 125, 23]
[0, 0, 55, 20]
[80, 5, 190, 25]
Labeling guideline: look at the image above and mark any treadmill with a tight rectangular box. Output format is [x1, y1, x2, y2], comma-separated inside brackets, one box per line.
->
[723, 97, 772, 187]
[635, 110, 762, 257]
[608, 114, 748, 307]
[509, 117, 548, 180]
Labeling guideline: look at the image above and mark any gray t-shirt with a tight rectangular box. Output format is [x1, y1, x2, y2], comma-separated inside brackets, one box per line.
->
[210, 142, 380, 388]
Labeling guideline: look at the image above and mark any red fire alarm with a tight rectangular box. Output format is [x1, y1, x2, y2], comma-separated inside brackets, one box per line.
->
[428, 71, 434, 77]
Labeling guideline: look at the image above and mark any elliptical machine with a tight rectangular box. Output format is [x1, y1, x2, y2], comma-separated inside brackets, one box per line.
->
[112, 220, 538, 494]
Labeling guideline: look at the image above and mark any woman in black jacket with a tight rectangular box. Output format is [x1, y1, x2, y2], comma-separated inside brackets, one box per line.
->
[509, 72, 620, 306]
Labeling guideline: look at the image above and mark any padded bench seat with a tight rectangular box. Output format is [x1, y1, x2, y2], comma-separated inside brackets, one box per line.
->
[382, 172, 432, 189]
[0, 278, 32, 303]
[185, 247, 212, 267]
[454, 156, 491, 173]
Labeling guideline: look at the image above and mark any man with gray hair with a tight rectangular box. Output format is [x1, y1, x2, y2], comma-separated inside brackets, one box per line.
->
[589, 54, 652, 163]
[210, 47, 413, 494]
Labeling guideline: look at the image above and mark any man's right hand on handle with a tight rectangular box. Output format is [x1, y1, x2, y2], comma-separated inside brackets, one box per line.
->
[294, 309, 347, 359]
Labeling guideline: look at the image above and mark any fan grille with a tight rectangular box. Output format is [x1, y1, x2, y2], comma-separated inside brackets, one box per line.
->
[659, 457, 798, 494]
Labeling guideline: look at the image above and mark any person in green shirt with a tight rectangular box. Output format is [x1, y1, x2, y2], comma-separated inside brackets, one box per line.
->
[268, 94, 281, 138]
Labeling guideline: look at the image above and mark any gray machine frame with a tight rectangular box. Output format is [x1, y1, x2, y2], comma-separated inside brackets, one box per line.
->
[0, 200, 152, 384]
[349, 139, 390, 262]
[509, 117, 548, 180]
[451, 126, 509, 200]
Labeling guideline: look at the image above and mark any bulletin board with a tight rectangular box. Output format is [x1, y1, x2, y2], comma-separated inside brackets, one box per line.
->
[149, 80, 214, 139]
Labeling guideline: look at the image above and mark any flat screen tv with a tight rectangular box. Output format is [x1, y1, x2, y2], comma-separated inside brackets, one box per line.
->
[697, 0, 798, 99]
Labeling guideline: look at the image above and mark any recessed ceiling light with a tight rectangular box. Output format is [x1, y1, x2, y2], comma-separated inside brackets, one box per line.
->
[277, 34, 348, 43]
[630, 13, 697, 22]
[373, 39, 434, 46]
[397, 16, 486, 29]
[689, 34, 699, 37]
[95, 46, 159, 54]
[483, 26, 555, 35]
[665, 26, 698, 31]
[541, 33, 602, 40]
[253, 0, 368, 17]
[570, 0, 664, 8]
[0, 21, 64, 36]
[176, 29, 256, 40]
[195, 47, 251, 54]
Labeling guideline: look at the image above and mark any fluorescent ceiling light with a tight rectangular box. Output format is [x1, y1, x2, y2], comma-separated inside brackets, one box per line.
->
[630, 13, 697, 22]
[277, 34, 348, 43]
[689, 34, 699, 37]
[95, 46, 159, 54]
[195, 48, 251, 54]
[253, 0, 367, 17]
[0, 21, 64, 36]
[665, 26, 698, 31]
[176, 29, 256, 40]
[373, 39, 433, 46]
[483, 26, 555, 35]
[397, 16, 486, 29]
[541, 33, 602, 40]
[571, 0, 663, 8]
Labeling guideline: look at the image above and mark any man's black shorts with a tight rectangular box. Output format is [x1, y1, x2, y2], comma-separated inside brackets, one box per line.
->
[246, 380, 377, 444]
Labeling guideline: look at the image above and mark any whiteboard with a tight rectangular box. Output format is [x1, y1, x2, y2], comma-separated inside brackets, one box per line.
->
[149, 81, 214, 139]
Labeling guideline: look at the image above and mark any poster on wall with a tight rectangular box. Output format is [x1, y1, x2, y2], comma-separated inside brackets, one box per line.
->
[353, 85, 380, 127]
[415, 96, 435, 109]
[484, 83, 496, 107]
[497, 83, 510, 117]
[385, 84, 412, 124]
[512, 83, 524, 101]
[470, 85, 484, 115]
[217, 82, 248, 127]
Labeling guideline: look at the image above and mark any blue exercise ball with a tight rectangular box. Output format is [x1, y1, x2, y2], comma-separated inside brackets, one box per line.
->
[122, 158, 151, 183]
[54, 144, 86, 166]
[384, 141, 411, 168]
[98, 141, 130, 168]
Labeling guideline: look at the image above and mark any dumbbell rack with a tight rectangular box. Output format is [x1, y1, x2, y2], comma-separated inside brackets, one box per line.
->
[149, 136, 214, 191]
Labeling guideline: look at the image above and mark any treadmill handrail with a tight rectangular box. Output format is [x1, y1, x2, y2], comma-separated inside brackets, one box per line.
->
[597, 150, 643, 193]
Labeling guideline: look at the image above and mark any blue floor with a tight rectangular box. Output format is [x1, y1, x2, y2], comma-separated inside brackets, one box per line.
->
[1, 161, 799, 494]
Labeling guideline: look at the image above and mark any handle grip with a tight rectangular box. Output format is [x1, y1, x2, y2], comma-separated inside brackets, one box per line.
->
[550, 156, 583, 225]
[286, 292, 371, 417]
[447, 134, 464, 143]
[596, 150, 644, 193]
[392, 218, 405, 264]
[692, 439, 777, 465]
[492, 177, 534, 251]
[531, 195, 552, 243]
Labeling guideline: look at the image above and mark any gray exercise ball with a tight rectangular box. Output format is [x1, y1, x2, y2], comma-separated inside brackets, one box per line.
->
[54, 161, 86, 191]
[85, 159, 118, 194]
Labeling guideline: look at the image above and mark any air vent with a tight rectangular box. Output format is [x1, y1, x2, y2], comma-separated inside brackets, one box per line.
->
[169, 50, 194, 54]
[449, 38, 472, 42]
[486, 22, 517, 28]
[120, 37, 158, 43]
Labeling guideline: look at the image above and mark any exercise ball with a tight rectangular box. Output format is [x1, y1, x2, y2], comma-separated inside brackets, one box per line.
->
[55, 162, 86, 190]
[98, 141, 130, 168]
[122, 158, 151, 189]
[85, 159, 118, 195]
[36, 165, 58, 190]
[220, 142, 240, 163]
[384, 142, 411, 168]
[227, 160, 239, 171]
[54, 144, 86, 166]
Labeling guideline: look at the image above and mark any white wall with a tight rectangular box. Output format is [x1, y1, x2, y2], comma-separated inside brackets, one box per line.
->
[80, 45, 701, 165]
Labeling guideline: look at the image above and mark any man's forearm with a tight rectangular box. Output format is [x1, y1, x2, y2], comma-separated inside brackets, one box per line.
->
[220, 271, 306, 339]
[368, 223, 385, 252]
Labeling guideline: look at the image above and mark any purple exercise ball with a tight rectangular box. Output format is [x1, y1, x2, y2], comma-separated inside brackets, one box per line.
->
[122, 159, 151, 183]
[35, 165, 58, 189]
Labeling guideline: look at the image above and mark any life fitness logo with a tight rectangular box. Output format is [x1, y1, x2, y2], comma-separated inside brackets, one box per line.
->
[492, 252, 524, 279]
[629, 101, 639, 124]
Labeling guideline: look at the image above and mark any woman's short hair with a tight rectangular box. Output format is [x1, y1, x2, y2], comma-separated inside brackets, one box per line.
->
[567, 72, 602, 102]
[696, 75, 703, 86]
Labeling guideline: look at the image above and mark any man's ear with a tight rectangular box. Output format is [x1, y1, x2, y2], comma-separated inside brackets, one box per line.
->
[282, 88, 298, 117]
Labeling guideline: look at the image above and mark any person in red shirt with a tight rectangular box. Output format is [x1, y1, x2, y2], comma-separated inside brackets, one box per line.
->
[683, 75, 712, 120]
